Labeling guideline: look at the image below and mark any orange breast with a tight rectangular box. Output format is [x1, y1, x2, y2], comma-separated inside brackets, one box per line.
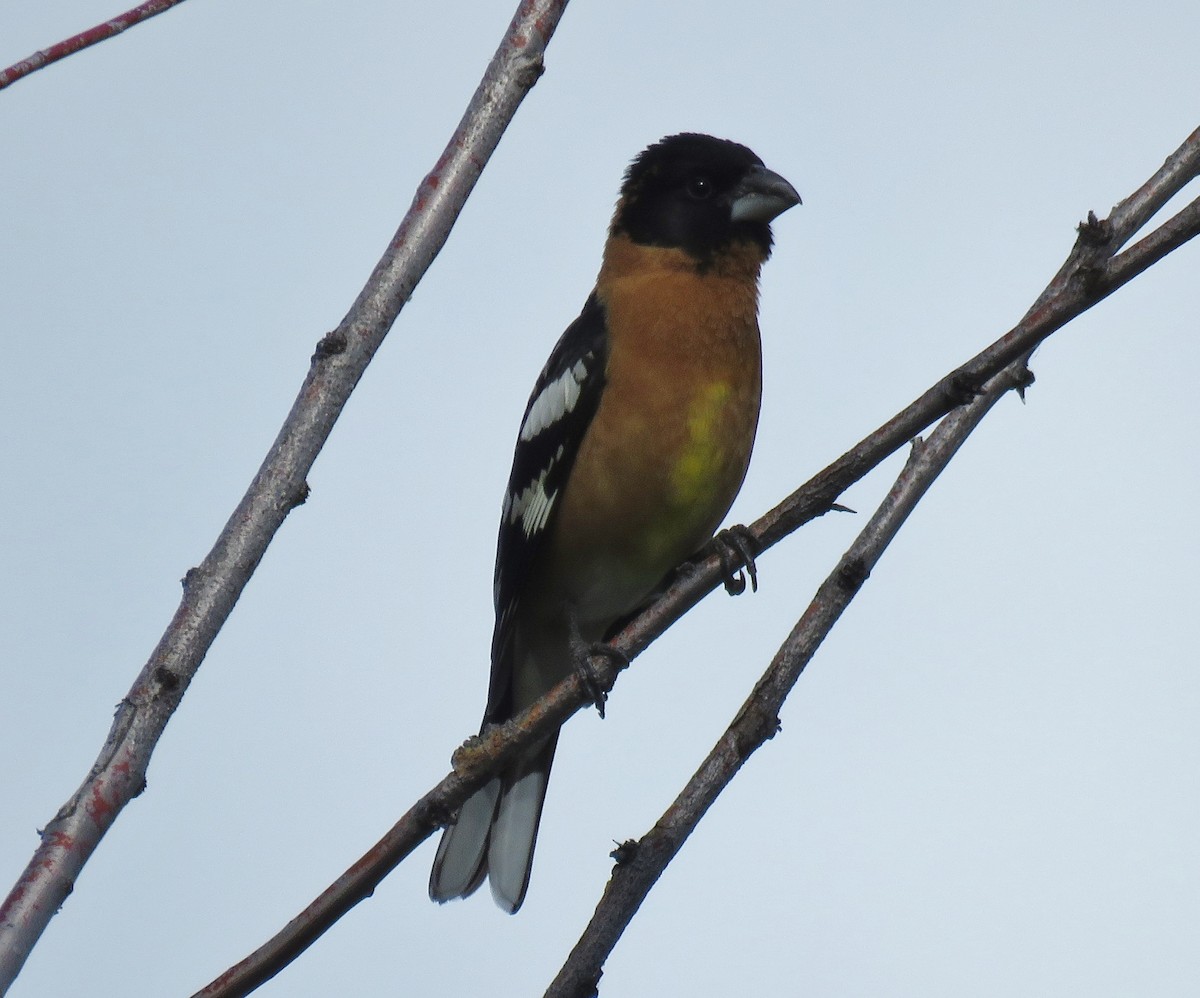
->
[535, 236, 765, 626]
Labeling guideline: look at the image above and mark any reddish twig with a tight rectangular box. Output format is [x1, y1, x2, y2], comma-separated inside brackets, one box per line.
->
[0, 0, 569, 991]
[0, 0, 190, 91]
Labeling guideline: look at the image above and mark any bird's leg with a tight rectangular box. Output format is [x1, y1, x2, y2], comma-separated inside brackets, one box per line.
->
[713, 524, 760, 595]
[566, 608, 626, 720]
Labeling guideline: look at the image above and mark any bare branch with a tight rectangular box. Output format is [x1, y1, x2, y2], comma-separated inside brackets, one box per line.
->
[1107, 126, 1200, 245]
[747, 126, 1200, 560]
[192, 125, 1200, 998]
[540, 125, 1200, 996]
[0, 0, 568, 990]
[1109, 194, 1200, 285]
[543, 363, 1029, 998]
[0, 1, 190, 91]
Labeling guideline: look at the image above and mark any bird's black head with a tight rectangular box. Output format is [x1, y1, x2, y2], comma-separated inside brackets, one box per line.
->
[612, 133, 800, 265]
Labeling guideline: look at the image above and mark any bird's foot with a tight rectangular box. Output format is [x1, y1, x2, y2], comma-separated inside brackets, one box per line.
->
[574, 642, 629, 720]
[714, 525, 760, 595]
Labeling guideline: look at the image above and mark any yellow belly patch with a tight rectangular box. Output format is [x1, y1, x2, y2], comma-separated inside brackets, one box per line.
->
[671, 381, 733, 507]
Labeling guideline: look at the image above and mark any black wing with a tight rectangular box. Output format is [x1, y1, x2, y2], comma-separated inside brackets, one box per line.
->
[484, 292, 609, 725]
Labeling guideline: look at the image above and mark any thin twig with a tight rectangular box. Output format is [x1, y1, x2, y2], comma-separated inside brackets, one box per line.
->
[0, 0, 190, 91]
[193, 126, 1200, 998]
[744, 126, 1200, 559]
[1107, 126, 1200, 243]
[0, 1, 568, 991]
[1109, 195, 1200, 285]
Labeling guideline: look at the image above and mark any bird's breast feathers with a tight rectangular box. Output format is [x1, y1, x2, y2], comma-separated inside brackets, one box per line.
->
[536, 238, 764, 622]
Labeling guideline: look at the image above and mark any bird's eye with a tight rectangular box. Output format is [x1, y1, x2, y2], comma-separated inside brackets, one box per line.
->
[686, 174, 714, 200]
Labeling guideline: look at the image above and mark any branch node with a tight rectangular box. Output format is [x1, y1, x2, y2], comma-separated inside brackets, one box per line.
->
[153, 667, 180, 692]
[180, 566, 203, 591]
[449, 731, 492, 773]
[426, 800, 458, 831]
[735, 709, 782, 750]
[836, 557, 870, 594]
[944, 372, 983, 409]
[288, 481, 311, 510]
[1012, 363, 1036, 401]
[515, 58, 545, 89]
[1077, 210, 1111, 247]
[312, 330, 347, 362]
[1077, 260, 1110, 296]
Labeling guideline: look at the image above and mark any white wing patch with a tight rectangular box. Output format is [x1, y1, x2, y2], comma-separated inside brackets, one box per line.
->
[504, 445, 567, 540]
[513, 475, 554, 537]
[508, 474, 558, 538]
[519, 359, 589, 442]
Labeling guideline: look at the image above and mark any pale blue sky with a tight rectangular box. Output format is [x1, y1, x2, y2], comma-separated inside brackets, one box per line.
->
[2, 1, 1199, 995]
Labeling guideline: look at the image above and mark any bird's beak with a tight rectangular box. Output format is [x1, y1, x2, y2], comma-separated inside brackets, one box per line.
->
[730, 164, 802, 223]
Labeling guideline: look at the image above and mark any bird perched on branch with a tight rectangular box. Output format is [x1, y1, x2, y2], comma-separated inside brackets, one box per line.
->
[429, 132, 800, 913]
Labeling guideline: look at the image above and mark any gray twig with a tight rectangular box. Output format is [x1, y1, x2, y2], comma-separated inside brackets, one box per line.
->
[0, 1, 568, 992]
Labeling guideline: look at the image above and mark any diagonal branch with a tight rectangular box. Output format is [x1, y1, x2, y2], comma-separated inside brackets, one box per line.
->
[1107, 126, 1200, 244]
[746, 128, 1200, 561]
[0, 0, 569, 991]
[543, 361, 1029, 998]
[0, 1, 191, 91]
[191, 125, 1199, 998]
[1109, 194, 1200, 284]
[540, 126, 1200, 996]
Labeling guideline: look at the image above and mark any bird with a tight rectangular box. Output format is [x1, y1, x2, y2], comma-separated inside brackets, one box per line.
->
[429, 132, 800, 913]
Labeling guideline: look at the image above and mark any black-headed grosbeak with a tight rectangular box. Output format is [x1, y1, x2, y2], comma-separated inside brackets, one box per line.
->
[430, 133, 800, 913]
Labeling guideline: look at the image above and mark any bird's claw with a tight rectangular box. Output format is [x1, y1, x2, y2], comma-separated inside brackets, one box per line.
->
[714, 525, 759, 595]
[575, 643, 627, 719]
